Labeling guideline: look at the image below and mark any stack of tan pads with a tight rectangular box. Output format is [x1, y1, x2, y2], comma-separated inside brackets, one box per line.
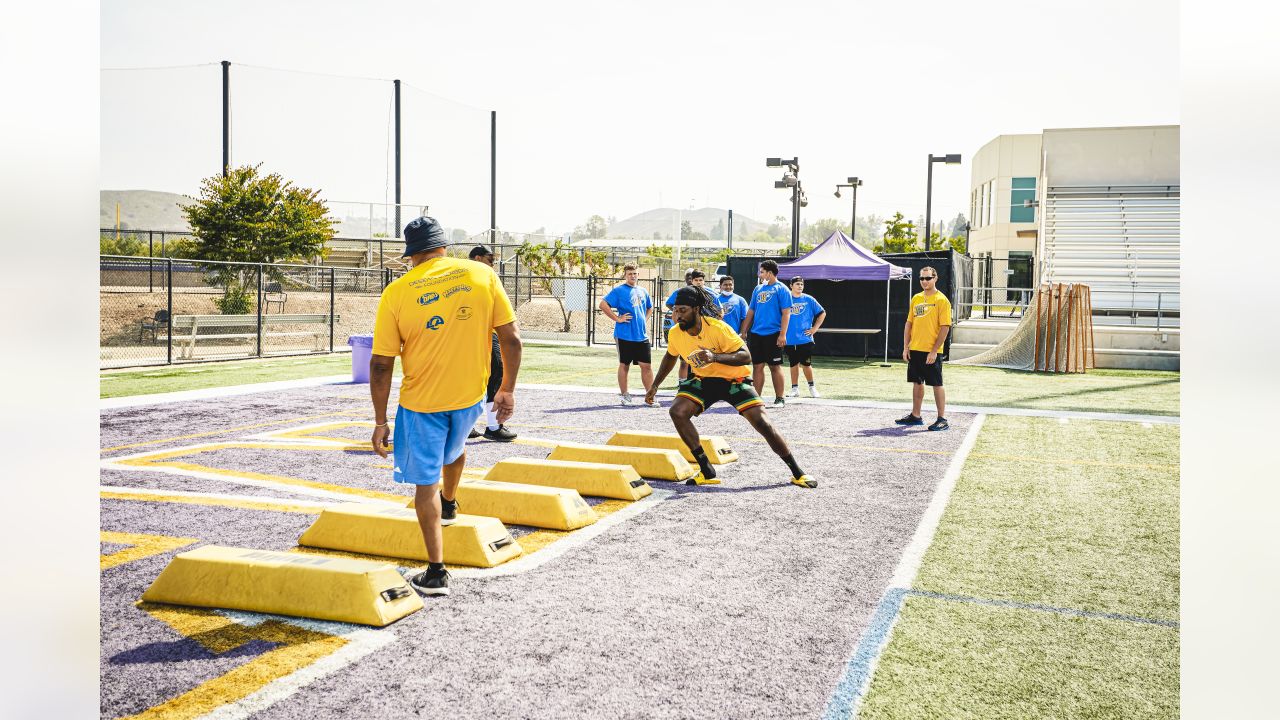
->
[141, 430, 737, 626]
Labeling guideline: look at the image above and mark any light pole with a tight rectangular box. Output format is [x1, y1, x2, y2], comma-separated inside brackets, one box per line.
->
[834, 177, 862, 242]
[767, 157, 804, 256]
[925, 153, 961, 251]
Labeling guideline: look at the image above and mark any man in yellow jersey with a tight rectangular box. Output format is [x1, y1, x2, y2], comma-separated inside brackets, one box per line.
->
[896, 265, 952, 431]
[369, 216, 522, 596]
[644, 286, 816, 489]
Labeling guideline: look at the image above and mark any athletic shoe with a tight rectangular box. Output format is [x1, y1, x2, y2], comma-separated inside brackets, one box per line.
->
[408, 567, 451, 597]
[787, 386, 800, 398]
[894, 413, 924, 426]
[791, 474, 818, 489]
[440, 495, 459, 525]
[685, 472, 721, 486]
[483, 425, 517, 442]
[928, 417, 950, 432]
[467, 427, 481, 439]
[773, 397, 786, 408]
[619, 393, 633, 406]
[809, 385, 821, 398]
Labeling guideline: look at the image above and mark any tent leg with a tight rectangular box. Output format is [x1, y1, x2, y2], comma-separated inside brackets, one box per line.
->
[880, 278, 892, 367]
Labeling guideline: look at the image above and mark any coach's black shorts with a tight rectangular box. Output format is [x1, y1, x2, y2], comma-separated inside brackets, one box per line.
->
[486, 334, 503, 402]
[907, 350, 944, 386]
[785, 343, 814, 367]
[616, 338, 652, 366]
[747, 332, 784, 366]
[676, 375, 764, 415]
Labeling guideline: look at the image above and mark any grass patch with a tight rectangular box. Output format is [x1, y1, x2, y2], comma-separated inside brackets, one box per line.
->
[859, 595, 1178, 720]
[101, 344, 1180, 417]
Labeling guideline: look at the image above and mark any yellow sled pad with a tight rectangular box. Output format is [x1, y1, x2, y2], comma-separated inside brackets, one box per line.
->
[547, 442, 698, 482]
[483, 458, 652, 501]
[141, 545, 422, 627]
[605, 430, 738, 464]
[298, 504, 523, 568]
[409, 480, 598, 531]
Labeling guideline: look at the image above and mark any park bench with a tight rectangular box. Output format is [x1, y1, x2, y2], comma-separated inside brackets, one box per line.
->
[159, 313, 340, 359]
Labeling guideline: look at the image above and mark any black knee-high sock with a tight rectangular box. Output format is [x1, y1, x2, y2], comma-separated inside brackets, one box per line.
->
[692, 447, 716, 478]
[780, 454, 804, 478]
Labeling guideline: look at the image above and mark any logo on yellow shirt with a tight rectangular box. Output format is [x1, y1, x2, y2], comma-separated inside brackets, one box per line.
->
[914, 303, 929, 317]
[425, 316, 445, 330]
[456, 306, 473, 320]
[417, 292, 439, 306]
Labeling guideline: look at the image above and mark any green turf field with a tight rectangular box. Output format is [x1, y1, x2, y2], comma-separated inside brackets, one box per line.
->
[857, 415, 1179, 719]
[101, 346, 1179, 416]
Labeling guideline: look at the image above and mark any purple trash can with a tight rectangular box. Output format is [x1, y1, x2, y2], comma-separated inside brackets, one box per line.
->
[348, 334, 374, 383]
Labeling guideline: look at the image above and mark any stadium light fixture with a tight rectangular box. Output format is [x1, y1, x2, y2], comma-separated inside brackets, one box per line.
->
[925, 153, 962, 251]
[835, 177, 863, 241]
[765, 157, 802, 255]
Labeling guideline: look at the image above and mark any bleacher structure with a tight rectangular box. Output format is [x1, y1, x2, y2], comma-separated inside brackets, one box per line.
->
[1040, 184, 1179, 327]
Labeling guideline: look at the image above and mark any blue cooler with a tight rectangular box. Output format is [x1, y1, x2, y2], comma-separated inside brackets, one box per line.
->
[348, 334, 375, 383]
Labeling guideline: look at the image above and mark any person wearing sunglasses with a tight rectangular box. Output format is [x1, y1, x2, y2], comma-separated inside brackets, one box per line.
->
[896, 266, 952, 431]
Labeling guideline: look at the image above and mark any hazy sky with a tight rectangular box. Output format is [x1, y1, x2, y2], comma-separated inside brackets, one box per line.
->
[101, 0, 1179, 236]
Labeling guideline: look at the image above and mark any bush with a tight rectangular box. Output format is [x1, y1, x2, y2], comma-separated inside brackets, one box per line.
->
[214, 283, 255, 315]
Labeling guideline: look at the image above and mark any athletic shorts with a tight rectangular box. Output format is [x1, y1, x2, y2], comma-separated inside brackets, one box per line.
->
[747, 332, 784, 366]
[907, 350, 944, 387]
[391, 401, 484, 486]
[675, 375, 764, 415]
[616, 338, 652, 366]
[785, 343, 814, 367]
[486, 334, 503, 402]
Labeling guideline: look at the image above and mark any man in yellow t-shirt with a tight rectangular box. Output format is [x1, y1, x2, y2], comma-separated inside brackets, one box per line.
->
[896, 265, 952, 431]
[369, 216, 522, 597]
[644, 286, 817, 489]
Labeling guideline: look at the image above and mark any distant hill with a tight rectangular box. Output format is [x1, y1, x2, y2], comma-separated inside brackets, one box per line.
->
[101, 190, 193, 232]
[605, 208, 774, 241]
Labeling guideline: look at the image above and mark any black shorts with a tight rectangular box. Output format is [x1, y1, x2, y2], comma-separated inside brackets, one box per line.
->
[907, 350, 944, 386]
[785, 343, 813, 367]
[616, 338, 652, 366]
[747, 332, 784, 366]
[675, 375, 764, 415]
[486, 335, 503, 402]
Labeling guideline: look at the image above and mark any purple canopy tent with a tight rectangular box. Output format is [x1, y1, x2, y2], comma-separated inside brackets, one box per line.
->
[779, 230, 912, 364]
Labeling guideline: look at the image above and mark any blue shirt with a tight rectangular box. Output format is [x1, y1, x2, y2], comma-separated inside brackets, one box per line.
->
[784, 293, 825, 345]
[748, 281, 788, 335]
[603, 283, 652, 342]
[717, 292, 748, 333]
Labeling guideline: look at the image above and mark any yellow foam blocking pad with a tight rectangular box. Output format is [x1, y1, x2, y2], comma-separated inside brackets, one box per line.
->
[483, 457, 652, 501]
[299, 504, 523, 568]
[605, 430, 738, 465]
[141, 545, 422, 627]
[547, 442, 698, 482]
[408, 480, 598, 531]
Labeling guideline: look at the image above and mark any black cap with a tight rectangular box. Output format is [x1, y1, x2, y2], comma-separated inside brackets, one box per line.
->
[402, 216, 448, 257]
[468, 245, 493, 260]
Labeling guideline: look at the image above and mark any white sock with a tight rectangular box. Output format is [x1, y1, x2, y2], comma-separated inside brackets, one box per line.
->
[485, 401, 499, 431]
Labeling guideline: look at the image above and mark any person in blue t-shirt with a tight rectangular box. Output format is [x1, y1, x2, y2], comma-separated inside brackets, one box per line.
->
[783, 276, 827, 398]
[716, 275, 748, 333]
[739, 259, 792, 407]
[664, 269, 719, 380]
[598, 263, 655, 405]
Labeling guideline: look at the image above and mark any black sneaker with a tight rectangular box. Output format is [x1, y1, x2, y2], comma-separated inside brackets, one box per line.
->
[482, 425, 517, 442]
[440, 495, 459, 525]
[467, 427, 481, 439]
[894, 413, 924, 426]
[928, 417, 950, 431]
[408, 568, 451, 596]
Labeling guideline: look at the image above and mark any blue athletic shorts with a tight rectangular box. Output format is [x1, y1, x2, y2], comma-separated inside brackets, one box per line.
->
[391, 402, 484, 486]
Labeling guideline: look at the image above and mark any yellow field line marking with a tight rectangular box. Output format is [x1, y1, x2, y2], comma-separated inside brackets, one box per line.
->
[101, 531, 198, 571]
[128, 604, 347, 720]
[101, 410, 365, 454]
[967, 452, 1179, 472]
[101, 490, 325, 515]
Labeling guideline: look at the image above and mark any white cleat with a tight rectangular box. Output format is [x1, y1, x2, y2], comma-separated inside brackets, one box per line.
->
[619, 393, 633, 406]
[809, 385, 821, 398]
[787, 386, 800, 398]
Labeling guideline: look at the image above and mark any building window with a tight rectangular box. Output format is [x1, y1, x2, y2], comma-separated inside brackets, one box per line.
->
[1010, 177, 1036, 223]
[985, 180, 994, 226]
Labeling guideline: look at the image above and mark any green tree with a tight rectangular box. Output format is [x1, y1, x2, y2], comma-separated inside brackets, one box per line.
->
[938, 231, 967, 254]
[516, 238, 616, 331]
[647, 244, 673, 260]
[710, 218, 725, 242]
[572, 215, 608, 239]
[680, 220, 709, 244]
[451, 228, 468, 244]
[874, 212, 922, 254]
[181, 164, 335, 313]
[802, 217, 846, 245]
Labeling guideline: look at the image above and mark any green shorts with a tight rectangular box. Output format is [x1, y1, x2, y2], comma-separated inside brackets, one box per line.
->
[675, 375, 764, 415]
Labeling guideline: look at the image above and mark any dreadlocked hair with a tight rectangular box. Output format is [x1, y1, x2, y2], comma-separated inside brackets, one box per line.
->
[673, 286, 722, 319]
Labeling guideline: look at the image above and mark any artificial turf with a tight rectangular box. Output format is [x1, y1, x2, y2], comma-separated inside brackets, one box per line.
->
[102, 345, 1180, 417]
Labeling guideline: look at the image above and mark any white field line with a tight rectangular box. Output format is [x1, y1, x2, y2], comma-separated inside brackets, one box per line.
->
[450, 489, 674, 579]
[197, 612, 394, 720]
[518, 383, 1179, 425]
[100, 374, 356, 409]
[99, 485, 335, 509]
[244, 420, 377, 445]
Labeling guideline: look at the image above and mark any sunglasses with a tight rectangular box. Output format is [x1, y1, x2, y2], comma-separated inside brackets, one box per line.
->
[919, 276, 936, 281]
